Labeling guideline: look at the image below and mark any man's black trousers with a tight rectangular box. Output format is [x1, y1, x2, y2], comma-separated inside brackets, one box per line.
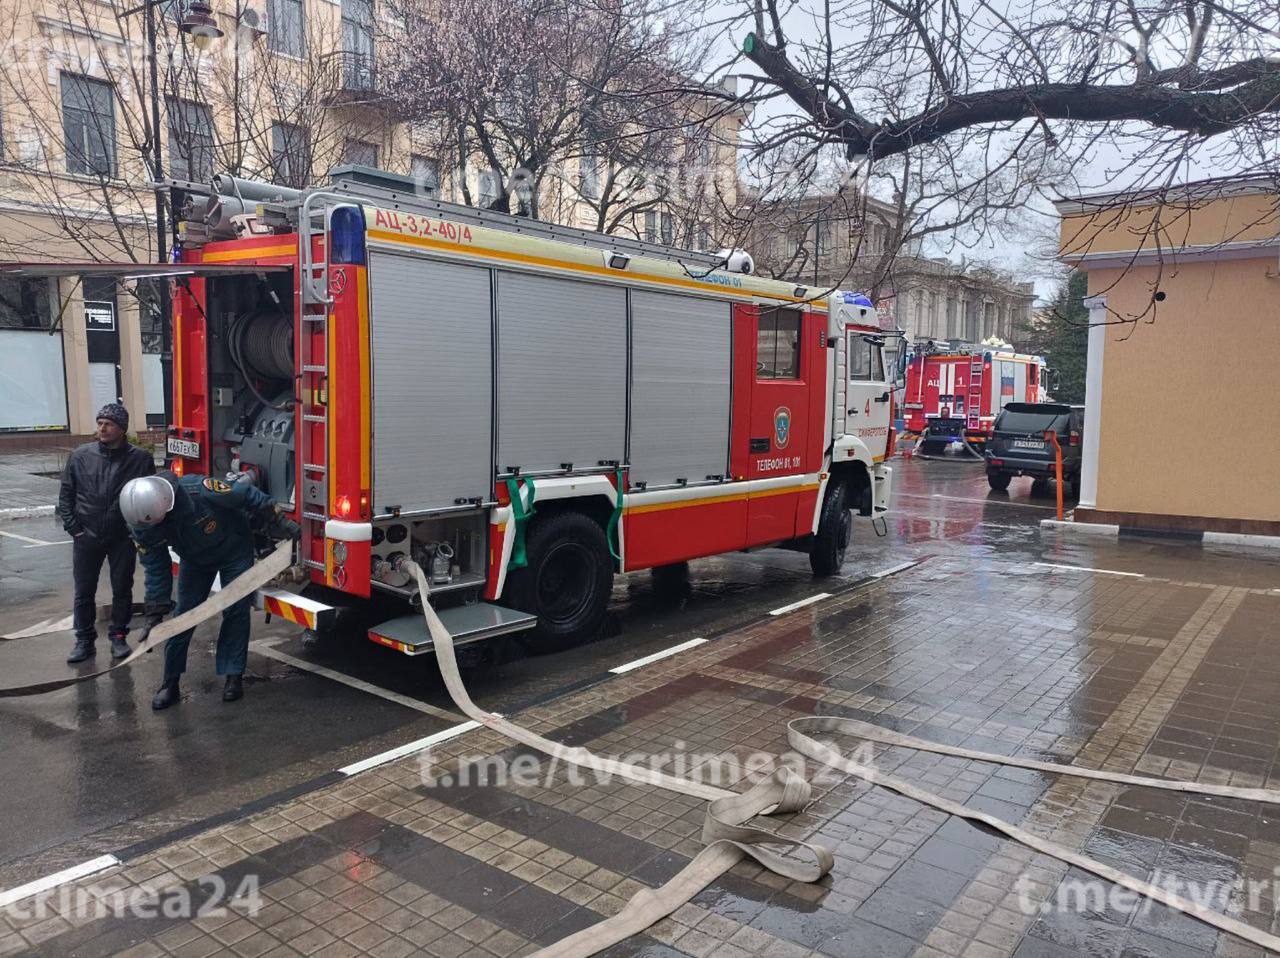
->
[72, 534, 137, 640]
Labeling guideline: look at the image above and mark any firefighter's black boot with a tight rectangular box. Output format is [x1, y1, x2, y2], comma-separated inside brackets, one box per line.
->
[222, 674, 244, 703]
[109, 631, 130, 660]
[67, 635, 96, 664]
[151, 677, 181, 710]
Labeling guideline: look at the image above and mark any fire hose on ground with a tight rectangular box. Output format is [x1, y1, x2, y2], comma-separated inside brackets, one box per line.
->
[0, 544, 1277, 952]
[409, 560, 1280, 956]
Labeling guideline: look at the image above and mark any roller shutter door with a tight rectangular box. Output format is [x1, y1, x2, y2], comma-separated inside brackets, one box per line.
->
[495, 273, 626, 474]
[629, 291, 731, 488]
[368, 253, 493, 513]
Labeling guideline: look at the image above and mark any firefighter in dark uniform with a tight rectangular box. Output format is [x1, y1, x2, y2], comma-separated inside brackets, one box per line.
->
[119, 471, 300, 710]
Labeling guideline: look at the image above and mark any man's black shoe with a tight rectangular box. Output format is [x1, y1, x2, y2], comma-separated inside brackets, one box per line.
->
[151, 679, 181, 710]
[67, 638, 95, 664]
[223, 674, 244, 703]
[109, 634, 130, 660]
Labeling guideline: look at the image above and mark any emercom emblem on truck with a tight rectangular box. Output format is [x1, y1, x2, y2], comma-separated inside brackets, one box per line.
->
[774, 406, 792, 449]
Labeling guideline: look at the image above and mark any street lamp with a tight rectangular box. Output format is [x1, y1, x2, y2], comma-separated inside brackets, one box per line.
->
[181, 1, 224, 48]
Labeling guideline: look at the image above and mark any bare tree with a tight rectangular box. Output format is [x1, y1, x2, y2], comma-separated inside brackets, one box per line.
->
[733, 0, 1279, 167]
[379, 0, 716, 226]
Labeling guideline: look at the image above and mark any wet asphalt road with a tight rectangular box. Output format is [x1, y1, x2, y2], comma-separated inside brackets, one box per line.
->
[1, 458, 1277, 887]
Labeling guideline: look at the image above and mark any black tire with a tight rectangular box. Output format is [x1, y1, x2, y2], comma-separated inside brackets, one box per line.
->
[1065, 474, 1080, 499]
[809, 481, 852, 576]
[507, 510, 613, 653]
[1030, 477, 1050, 495]
[987, 470, 1012, 492]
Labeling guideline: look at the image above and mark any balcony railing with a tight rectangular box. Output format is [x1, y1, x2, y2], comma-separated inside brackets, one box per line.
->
[320, 51, 387, 105]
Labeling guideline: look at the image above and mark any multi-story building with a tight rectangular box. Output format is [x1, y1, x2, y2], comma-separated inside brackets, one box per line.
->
[747, 191, 1036, 350]
[0, 0, 743, 436]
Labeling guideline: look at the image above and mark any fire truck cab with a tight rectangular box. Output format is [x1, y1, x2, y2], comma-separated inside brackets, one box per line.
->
[151, 168, 896, 655]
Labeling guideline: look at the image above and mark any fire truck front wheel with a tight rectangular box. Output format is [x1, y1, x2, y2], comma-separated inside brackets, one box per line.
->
[810, 482, 852, 576]
[509, 510, 614, 653]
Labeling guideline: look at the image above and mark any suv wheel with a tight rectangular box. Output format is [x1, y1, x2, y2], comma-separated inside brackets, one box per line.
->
[987, 470, 1012, 492]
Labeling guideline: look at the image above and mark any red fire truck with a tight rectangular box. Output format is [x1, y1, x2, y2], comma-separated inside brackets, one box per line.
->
[902, 345, 1046, 452]
[10, 169, 896, 655]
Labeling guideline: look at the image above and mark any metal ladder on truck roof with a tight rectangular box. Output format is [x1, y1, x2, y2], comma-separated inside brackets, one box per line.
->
[268, 165, 729, 270]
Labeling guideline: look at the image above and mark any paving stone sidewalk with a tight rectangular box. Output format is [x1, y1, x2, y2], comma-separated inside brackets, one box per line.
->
[4, 556, 1279, 958]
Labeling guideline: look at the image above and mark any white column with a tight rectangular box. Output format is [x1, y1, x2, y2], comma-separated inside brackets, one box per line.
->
[1079, 294, 1107, 510]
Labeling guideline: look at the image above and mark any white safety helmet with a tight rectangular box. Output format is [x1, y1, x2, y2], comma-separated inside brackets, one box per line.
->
[119, 475, 176, 528]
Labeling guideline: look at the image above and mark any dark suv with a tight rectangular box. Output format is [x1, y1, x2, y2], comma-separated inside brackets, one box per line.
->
[986, 402, 1083, 495]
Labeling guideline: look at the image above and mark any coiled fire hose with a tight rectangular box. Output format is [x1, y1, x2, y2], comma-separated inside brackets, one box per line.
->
[410, 561, 1280, 956]
[0, 541, 294, 697]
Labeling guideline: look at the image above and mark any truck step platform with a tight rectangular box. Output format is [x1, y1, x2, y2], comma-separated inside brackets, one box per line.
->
[368, 604, 537, 656]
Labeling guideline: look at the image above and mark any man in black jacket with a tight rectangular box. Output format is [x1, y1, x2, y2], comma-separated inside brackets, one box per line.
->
[56, 403, 155, 664]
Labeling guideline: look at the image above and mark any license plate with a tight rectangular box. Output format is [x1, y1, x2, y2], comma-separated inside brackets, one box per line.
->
[167, 437, 200, 459]
[1012, 439, 1045, 450]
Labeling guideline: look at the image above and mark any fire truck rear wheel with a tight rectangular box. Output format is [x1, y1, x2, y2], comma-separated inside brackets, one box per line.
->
[510, 511, 614, 653]
[810, 482, 852, 576]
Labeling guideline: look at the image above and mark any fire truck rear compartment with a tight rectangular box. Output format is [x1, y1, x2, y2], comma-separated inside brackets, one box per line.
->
[204, 273, 297, 504]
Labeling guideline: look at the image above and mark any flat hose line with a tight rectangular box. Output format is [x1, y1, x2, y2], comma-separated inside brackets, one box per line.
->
[409, 561, 1280, 956]
[0, 541, 294, 697]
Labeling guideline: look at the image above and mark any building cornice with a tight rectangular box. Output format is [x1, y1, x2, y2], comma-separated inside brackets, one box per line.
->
[1053, 176, 1279, 215]
[1060, 235, 1280, 270]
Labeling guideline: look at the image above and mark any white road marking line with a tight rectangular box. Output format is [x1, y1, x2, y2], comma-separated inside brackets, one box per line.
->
[872, 561, 919, 578]
[23, 540, 72, 549]
[1034, 562, 1144, 578]
[609, 637, 708, 673]
[896, 493, 1055, 511]
[253, 643, 462, 722]
[0, 529, 56, 546]
[0, 855, 119, 909]
[339, 720, 483, 776]
[768, 594, 832, 616]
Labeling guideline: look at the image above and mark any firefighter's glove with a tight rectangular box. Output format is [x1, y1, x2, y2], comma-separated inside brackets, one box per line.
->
[270, 514, 302, 541]
[138, 601, 173, 649]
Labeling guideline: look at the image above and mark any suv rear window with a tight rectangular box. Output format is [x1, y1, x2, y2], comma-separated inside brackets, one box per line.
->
[995, 406, 1070, 434]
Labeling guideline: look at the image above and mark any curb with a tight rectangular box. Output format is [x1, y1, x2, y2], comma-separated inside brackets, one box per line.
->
[0, 505, 55, 522]
[1040, 518, 1280, 551]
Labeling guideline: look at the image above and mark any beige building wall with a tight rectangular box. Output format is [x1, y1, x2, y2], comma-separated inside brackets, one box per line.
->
[1058, 180, 1280, 536]
[1088, 259, 1280, 525]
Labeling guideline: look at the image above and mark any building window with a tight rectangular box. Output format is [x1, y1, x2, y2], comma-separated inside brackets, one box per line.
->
[271, 121, 310, 188]
[812, 216, 831, 257]
[578, 153, 600, 199]
[268, 0, 305, 57]
[644, 210, 656, 243]
[62, 74, 115, 177]
[0, 278, 53, 330]
[167, 98, 214, 183]
[343, 138, 378, 168]
[410, 154, 439, 194]
[659, 212, 673, 246]
[476, 169, 500, 207]
[756, 308, 802, 380]
[341, 0, 374, 89]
